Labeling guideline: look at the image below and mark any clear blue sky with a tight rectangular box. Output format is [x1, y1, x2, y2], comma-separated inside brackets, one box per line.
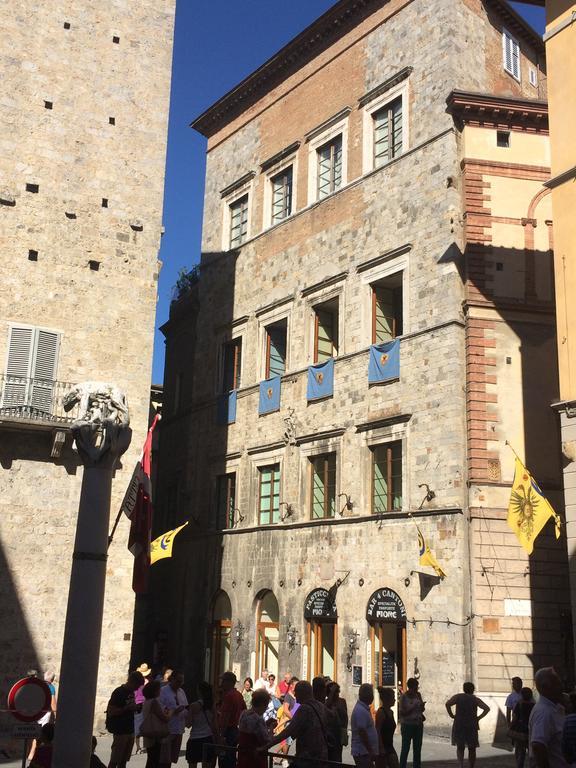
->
[152, 0, 545, 384]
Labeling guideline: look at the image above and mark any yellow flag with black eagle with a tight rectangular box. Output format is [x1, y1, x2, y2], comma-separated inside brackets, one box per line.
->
[507, 458, 561, 554]
[417, 526, 446, 579]
[150, 522, 188, 565]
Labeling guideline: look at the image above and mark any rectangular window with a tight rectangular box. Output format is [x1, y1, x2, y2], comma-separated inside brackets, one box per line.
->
[372, 442, 403, 513]
[271, 167, 293, 223]
[222, 338, 242, 392]
[314, 300, 338, 363]
[373, 96, 403, 167]
[311, 454, 336, 519]
[265, 320, 287, 378]
[229, 194, 249, 247]
[216, 473, 236, 529]
[2, 326, 60, 412]
[372, 275, 403, 344]
[259, 464, 280, 525]
[497, 131, 510, 148]
[503, 29, 521, 81]
[317, 136, 343, 199]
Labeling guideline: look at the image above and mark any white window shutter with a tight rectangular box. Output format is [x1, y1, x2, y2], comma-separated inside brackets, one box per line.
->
[3, 327, 34, 406]
[30, 330, 59, 412]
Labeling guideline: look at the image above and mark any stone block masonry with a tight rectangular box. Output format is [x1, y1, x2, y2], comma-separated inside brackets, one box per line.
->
[0, 0, 175, 726]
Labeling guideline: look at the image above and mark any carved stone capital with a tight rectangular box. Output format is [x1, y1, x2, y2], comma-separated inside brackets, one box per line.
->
[72, 420, 132, 468]
[64, 382, 132, 467]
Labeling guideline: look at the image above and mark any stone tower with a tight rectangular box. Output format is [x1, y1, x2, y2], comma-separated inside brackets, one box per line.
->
[0, 0, 175, 721]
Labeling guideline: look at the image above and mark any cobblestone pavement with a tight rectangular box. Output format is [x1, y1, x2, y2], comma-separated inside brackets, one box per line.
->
[0, 733, 518, 767]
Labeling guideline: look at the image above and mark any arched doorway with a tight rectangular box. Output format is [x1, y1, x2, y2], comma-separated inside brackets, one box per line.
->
[366, 588, 407, 693]
[255, 590, 279, 679]
[210, 590, 232, 687]
[304, 588, 338, 681]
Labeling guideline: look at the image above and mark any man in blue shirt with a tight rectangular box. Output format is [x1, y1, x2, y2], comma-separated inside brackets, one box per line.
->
[351, 683, 378, 767]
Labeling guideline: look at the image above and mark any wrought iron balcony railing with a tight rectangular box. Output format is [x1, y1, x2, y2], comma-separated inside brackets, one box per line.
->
[0, 375, 80, 425]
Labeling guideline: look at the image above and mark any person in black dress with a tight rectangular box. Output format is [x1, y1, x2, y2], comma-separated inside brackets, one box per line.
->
[376, 687, 399, 768]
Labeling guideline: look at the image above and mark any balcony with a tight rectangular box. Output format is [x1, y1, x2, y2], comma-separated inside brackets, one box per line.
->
[0, 375, 80, 429]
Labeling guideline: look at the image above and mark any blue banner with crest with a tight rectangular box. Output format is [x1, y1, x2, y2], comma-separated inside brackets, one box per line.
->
[259, 376, 281, 415]
[217, 390, 237, 424]
[368, 339, 400, 384]
[307, 358, 335, 401]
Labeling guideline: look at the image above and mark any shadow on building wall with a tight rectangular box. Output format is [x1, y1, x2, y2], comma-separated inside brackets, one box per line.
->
[140, 252, 237, 692]
[0, 431, 73, 701]
[462, 239, 573, 692]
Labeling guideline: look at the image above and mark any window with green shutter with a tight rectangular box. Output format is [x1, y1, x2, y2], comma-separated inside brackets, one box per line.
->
[229, 195, 249, 247]
[310, 454, 336, 519]
[265, 320, 287, 378]
[313, 301, 338, 363]
[222, 338, 242, 392]
[2, 326, 60, 413]
[372, 442, 403, 513]
[372, 274, 403, 344]
[216, 473, 236, 530]
[271, 167, 293, 223]
[259, 464, 280, 526]
[373, 96, 403, 168]
[317, 136, 342, 199]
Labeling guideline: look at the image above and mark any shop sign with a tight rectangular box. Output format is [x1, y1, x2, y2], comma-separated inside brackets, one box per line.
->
[381, 652, 396, 686]
[304, 588, 337, 620]
[366, 588, 406, 622]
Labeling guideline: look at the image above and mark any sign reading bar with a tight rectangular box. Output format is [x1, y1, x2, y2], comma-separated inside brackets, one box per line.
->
[304, 588, 337, 620]
[366, 588, 406, 622]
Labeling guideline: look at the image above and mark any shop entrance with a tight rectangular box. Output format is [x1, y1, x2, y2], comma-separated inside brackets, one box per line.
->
[367, 588, 407, 693]
[210, 590, 232, 688]
[255, 590, 280, 679]
[304, 588, 338, 680]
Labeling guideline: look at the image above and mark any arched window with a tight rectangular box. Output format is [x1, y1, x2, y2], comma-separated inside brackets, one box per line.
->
[304, 588, 338, 681]
[255, 590, 279, 679]
[366, 588, 407, 694]
[210, 591, 232, 687]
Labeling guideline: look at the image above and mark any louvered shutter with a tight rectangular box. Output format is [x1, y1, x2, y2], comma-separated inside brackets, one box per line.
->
[3, 327, 34, 406]
[30, 330, 59, 412]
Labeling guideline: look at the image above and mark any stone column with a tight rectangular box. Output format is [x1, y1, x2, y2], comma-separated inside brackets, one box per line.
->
[52, 388, 132, 768]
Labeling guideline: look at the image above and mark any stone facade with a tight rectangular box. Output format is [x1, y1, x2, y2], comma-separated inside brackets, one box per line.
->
[155, 0, 568, 742]
[0, 0, 175, 726]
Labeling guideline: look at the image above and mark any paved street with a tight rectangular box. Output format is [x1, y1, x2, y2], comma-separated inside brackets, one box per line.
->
[0, 733, 517, 767]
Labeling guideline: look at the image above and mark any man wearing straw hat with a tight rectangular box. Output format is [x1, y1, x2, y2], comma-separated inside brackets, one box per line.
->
[134, 663, 152, 755]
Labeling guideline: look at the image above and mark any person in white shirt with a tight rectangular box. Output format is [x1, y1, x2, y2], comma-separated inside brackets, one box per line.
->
[351, 683, 378, 767]
[506, 677, 524, 726]
[159, 671, 189, 764]
[253, 670, 269, 691]
[529, 667, 567, 768]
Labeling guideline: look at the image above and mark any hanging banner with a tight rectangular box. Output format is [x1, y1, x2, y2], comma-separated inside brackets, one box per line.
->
[368, 339, 400, 384]
[217, 390, 237, 425]
[306, 358, 334, 401]
[258, 375, 281, 415]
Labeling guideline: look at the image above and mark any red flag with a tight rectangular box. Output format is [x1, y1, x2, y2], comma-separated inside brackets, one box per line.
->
[122, 415, 159, 593]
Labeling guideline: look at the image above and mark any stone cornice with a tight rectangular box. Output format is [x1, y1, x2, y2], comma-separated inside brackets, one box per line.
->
[190, 0, 543, 138]
[447, 90, 549, 133]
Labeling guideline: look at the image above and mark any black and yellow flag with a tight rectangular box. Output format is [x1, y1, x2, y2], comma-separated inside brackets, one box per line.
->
[150, 522, 188, 565]
[417, 526, 446, 579]
[507, 458, 561, 554]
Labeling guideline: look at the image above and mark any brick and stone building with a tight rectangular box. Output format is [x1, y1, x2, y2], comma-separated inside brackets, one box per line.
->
[155, 0, 571, 739]
[0, 0, 175, 723]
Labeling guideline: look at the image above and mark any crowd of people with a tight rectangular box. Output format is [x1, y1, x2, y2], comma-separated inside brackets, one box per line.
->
[16, 664, 576, 768]
[101, 663, 576, 768]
